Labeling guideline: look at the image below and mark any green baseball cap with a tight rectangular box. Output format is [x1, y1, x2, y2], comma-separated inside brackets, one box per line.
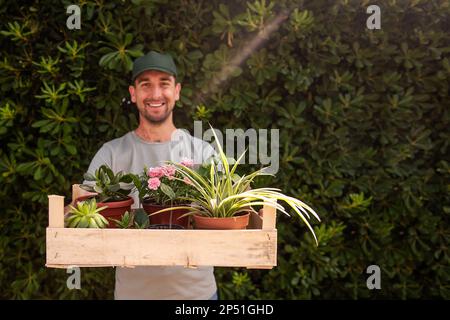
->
[131, 51, 177, 82]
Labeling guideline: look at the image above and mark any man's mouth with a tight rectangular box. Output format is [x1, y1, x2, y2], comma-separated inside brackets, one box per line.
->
[145, 101, 165, 108]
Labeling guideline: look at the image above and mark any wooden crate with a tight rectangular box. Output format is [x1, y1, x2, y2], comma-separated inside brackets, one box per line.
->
[46, 185, 277, 269]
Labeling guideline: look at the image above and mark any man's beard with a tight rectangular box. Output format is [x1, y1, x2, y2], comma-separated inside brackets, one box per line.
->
[139, 102, 173, 124]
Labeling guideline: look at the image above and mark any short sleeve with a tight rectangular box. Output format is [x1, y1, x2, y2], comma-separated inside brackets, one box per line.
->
[82, 144, 112, 184]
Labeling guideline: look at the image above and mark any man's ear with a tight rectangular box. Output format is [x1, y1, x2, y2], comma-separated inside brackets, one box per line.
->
[175, 82, 181, 101]
[129, 85, 137, 103]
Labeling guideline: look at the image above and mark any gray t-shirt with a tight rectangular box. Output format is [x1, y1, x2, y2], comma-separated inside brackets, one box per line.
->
[85, 129, 217, 300]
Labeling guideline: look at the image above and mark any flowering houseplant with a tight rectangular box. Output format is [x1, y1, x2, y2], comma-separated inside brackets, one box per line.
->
[143, 159, 196, 205]
[131, 159, 197, 228]
[151, 128, 321, 242]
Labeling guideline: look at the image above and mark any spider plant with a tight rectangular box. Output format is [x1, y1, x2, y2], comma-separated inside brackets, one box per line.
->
[151, 126, 321, 244]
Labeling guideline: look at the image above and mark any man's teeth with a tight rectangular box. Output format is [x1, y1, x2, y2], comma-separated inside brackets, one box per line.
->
[146, 102, 164, 107]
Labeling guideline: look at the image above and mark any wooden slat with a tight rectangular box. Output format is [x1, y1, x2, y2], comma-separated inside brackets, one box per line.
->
[72, 184, 96, 204]
[46, 264, 117, 269]
[262, 200, 277, 230]
[46, 228, 277, 268]
[48, 195, 64, 228]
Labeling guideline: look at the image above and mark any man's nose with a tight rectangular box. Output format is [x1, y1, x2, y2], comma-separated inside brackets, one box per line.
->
[148, 86, 163, 99]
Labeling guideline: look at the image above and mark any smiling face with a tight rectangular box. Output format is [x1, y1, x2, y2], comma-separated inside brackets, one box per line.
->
[129, 70, 181, 124]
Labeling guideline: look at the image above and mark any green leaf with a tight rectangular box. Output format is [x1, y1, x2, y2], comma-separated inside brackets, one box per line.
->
[109, 183, 120, 192]
[33, 166, 42, 180]
[99, 52, 118, 68]
[83, 172, 95, 181]
[64, 144, 77, 155]
[160, 183, 176, 200]
[134, 209, 149, 228]
[31, 120, 51, 128]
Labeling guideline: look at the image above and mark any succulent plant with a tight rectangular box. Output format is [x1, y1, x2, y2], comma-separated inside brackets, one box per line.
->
[65, 198, 109, 228]
[111, 211, 133, 229]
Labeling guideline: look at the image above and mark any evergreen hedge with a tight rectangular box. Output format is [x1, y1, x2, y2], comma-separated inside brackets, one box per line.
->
[0, 0, 448, 299]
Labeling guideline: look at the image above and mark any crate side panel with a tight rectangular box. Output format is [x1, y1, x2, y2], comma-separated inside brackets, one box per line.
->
[46, 228, 276, 268]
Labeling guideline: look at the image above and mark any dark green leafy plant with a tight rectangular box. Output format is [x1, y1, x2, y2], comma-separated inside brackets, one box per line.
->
[80, 165, 134, 202]
[98, 33, 144, 72]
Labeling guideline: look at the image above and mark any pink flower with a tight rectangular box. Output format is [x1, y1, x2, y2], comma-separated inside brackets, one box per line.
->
[148, 177, 161, 190]
[147, 167, 164, 178]
[181, 158, 194, 168]
[162, 165, 176, 178]
[183, 177, 193, 185]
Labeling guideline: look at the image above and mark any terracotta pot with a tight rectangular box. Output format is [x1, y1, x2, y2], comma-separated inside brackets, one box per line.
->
[193, 211, 250, 230]
[75, 195, 134, 228]
[142, 202, 190, 229]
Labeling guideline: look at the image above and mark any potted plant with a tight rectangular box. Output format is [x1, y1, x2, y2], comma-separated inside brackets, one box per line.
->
[151, 127, 321, 244]
[110, 209, 152, 229]
[110, 211, 134, 229]
[132, 160, 197, 229]
[79, 164, 135, 228]
[65, 198, 109, 228]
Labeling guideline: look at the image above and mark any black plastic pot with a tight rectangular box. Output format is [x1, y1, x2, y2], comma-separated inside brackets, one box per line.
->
[148, 224, 185, 229]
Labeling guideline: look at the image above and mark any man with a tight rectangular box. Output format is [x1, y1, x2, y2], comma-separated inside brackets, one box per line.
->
[85, 51, 218, 300]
